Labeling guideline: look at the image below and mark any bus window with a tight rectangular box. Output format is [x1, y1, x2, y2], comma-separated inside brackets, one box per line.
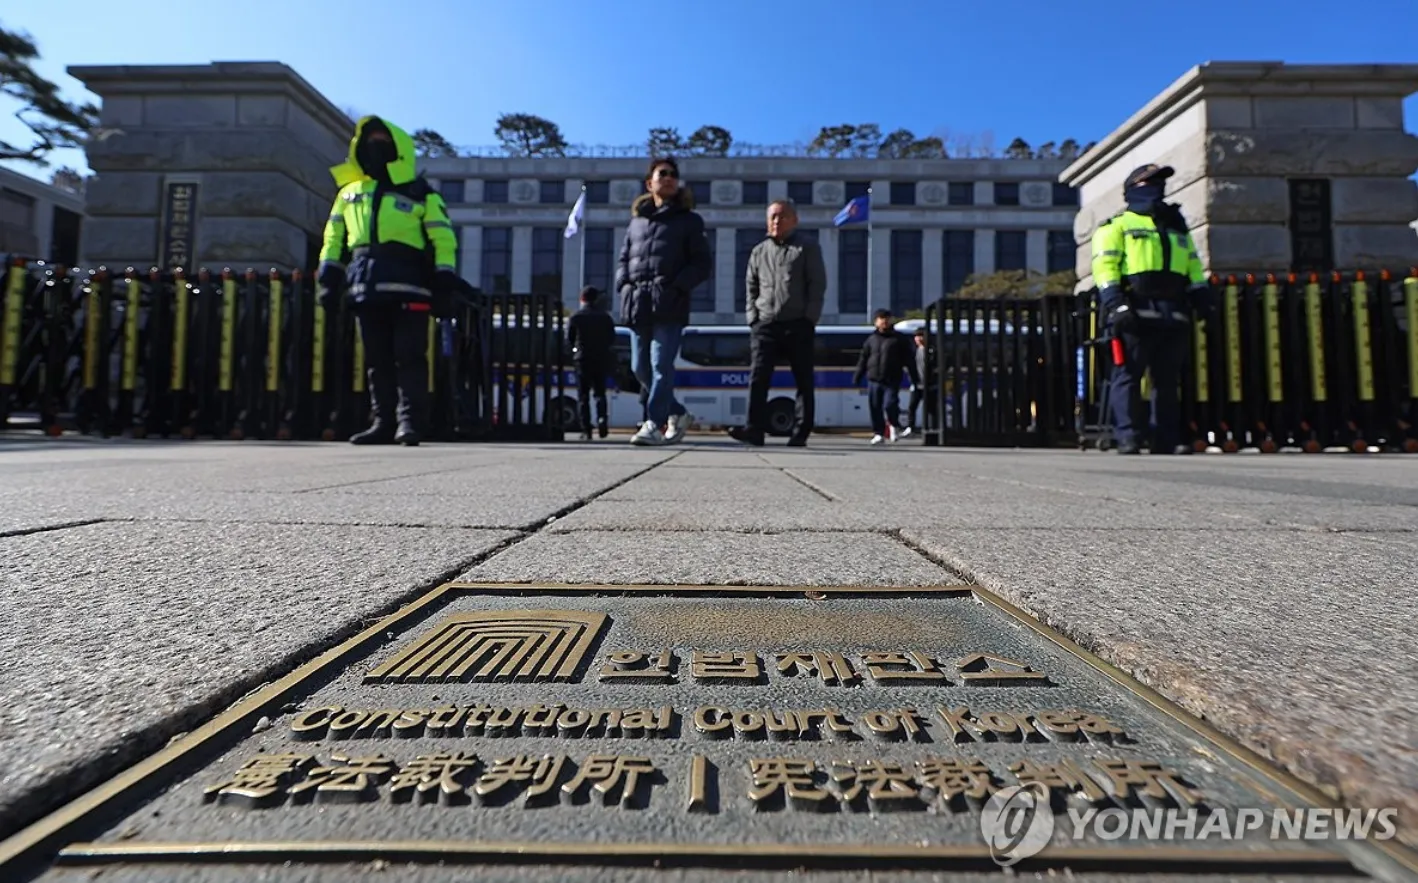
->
[679, 334, 715, 366]
[815, 332, 865, 367]
[611, 335, 639, 393]
[711, 334, 753, 366]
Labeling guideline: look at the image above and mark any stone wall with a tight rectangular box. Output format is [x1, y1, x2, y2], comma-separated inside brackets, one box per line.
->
[69, 63, 353, 272]
[1061, 62, 1418, 287]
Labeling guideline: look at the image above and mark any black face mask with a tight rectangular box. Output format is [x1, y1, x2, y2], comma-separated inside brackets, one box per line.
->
[1124, 181, 1166, 206]
[356, 137, 397, 178]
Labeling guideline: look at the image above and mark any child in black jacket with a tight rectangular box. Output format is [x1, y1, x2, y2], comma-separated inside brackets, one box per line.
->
[852, 309, 921, 444]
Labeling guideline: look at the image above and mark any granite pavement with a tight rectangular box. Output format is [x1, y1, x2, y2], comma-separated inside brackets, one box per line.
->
[0, 431, 1415, 877]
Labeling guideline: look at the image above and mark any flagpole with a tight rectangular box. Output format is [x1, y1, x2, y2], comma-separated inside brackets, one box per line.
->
[577, 184, 587, 291]
[865, 187, 874, 319]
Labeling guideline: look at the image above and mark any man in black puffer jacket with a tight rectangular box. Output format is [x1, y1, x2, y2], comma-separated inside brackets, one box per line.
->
[852, 309, 921, 445]
[615, 157, 712, 446]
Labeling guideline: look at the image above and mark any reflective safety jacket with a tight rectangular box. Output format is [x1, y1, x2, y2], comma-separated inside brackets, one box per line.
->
[1091, 209, 1207, 325]
[319, 117, 457, 305]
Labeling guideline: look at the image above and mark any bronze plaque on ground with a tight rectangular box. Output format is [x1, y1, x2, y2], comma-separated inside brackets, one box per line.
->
[0, 583, 1409, 880]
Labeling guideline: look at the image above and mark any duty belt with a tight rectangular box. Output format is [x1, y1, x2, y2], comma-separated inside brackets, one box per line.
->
[1133, 307, 1191, 323]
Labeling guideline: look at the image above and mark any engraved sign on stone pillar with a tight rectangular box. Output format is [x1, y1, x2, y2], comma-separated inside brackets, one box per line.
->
[1288, 178, 1334, 273]
[158, 180, 200, 270]
[920, 184, 946, 206]
[511, 180, 538, 204]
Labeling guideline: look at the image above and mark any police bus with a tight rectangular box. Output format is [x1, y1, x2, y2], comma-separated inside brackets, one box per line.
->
[491, 319, 1024, 435]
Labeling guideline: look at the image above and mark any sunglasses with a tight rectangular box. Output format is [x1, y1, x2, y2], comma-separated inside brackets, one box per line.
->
[652, 168, 678, 180]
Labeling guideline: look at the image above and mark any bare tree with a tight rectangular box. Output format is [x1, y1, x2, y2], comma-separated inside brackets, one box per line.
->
[949, 132, 978, 158]
[977, 130, 997, 158]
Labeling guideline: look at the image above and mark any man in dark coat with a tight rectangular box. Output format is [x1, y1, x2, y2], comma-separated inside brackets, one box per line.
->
[614, 157, 712, 446]
[853, 309, 921, 444]
[567, 286, 616, 440]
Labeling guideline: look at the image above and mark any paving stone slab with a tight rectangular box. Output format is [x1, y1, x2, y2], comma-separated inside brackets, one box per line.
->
[902, 527, 1418, 851]
[462, 531, 952, 586]
[322, 462, 669, 499]
[0, 521, 520, 843]
[0, 492, 590, 532]
[599, 468, 828, 504]
[545, 499, 888, 533]
[779, 469, 1418, 532]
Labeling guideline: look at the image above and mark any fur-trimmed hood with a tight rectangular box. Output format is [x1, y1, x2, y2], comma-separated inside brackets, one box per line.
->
[630, 186, 695, 217]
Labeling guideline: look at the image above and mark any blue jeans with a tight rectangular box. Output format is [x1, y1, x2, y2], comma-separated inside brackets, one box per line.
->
[867, 382, 901, 436]
[630, 323, 686, 426]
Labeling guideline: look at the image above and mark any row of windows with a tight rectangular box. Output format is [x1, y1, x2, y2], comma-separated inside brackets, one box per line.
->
[478, 228, 1076, 305]
[438, 179, 1078, 208]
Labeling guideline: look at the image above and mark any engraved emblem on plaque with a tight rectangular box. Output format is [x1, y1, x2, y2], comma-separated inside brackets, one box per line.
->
[364, 610, 608, 684]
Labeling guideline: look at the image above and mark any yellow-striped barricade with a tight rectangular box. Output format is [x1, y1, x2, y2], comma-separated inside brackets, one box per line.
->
[0, 259, 566, 443]
[1070, 270, 1418, 453]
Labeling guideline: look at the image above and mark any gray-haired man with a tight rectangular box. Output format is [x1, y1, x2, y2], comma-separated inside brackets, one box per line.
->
[728, 199, 827, 447]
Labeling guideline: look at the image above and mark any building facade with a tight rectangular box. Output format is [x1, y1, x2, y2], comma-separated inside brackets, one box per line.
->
[422, 156, 1077, 324]
[0, 166, 85, 266]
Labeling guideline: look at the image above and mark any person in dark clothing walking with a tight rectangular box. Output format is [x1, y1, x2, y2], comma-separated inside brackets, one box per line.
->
[853, 309, 921, 445]
[900, 328, 927, 437]
[568, 286, 616, 440]
[728, 199, 827, 447]
[615, 157, 712, 446]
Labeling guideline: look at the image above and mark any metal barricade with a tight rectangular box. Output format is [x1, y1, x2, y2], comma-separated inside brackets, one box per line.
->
[0, 258, 568, 443]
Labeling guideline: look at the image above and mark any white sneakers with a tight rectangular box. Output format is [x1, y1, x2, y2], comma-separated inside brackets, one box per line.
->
[869, 425, 902, 446]
[630, 413, 692, 446]
[630, 420, 666, 446]
[665, 412, 691, 444]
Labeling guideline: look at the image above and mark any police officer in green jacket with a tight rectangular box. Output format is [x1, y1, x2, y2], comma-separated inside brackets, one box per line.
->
[1091, 163, 1210, 455]
[317, 116, 459, 446]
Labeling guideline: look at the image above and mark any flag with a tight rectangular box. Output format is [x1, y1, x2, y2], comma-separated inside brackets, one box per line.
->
[564, 189, 587, 239]
[833, 194, 870, 227]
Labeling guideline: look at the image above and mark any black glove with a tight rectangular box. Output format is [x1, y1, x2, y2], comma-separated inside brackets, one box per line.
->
[1188, 285, 1215, 321]
[316, 264, 346, 311]
[1106, 304, 1137, 335]
[432, 269, 459, 318]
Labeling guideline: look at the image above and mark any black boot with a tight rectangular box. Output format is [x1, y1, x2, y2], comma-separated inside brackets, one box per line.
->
[350, 422, 396, 445]
[395, 421, 421, 446]
[728, 426, 765, 447]
[597, 417, 609, 439]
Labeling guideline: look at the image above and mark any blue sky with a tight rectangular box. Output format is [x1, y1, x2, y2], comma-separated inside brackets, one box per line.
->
[3, 0, 1418, 181]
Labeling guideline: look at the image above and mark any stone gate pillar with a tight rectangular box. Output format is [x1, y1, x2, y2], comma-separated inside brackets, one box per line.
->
[68, 62, 353, 272]
[1061, 62, 1418, 287]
